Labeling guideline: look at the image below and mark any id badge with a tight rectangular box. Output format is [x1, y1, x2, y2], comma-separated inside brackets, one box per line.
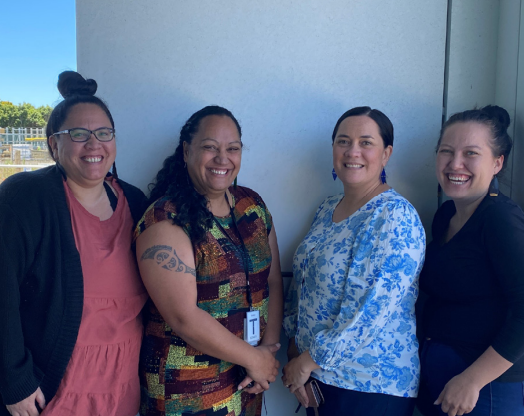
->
[244, 310, 260, 346]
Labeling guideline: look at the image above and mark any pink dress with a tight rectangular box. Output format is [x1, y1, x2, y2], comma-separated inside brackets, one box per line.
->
[42, 178, 147, 416]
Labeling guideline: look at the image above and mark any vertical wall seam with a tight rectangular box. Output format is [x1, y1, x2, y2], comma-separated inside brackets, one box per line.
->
[510, 0, 522, 199]
[439, 0, 453, 208]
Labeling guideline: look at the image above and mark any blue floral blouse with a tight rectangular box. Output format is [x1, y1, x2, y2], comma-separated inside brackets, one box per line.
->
[283, 189, 425, 397]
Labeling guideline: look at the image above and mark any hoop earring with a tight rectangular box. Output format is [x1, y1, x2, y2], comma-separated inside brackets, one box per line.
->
[381, 168, 387, 184]
[332, 168, 337, 181]
[489, 176, 499, 197]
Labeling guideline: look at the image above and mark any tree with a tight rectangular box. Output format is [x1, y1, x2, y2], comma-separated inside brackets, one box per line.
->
[17, 103, 45, 127]
[0, 101, 53, 128]
[37, 105, 53, 124]
[0, 101, 20, 127]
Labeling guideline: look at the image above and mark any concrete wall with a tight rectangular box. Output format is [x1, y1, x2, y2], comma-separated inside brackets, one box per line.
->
[444, 0, 520, 198]
[75, 0, 524, 414]
[77, 0, 447, 272]
[512, 2, 524, 208]
[76, 1, 449, 414]
[495, 0, 521, 197]
[446, 0, 500, 117]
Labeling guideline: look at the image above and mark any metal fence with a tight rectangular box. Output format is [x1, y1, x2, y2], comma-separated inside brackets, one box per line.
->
[0, 127, 48, 147]
[0, 127, 54, 181]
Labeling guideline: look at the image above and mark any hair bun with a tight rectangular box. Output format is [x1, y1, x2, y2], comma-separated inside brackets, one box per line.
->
[57, 71, 98, 99]
[481, 105, 510, 130]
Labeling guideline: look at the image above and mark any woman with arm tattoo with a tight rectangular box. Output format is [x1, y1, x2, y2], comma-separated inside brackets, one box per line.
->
[135, 106, 283, 416]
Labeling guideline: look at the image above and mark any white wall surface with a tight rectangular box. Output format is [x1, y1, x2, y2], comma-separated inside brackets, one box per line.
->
[446, 0, 499, 117]
[77, 0, 446, 272]
[77, 1, 447, 414]
[444, 0, 521, 200]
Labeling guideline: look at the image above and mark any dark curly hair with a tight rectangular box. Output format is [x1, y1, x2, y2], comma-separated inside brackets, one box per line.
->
[46, 71, 115, 162]
[148, 105, 242, 244]
[437, 105, 512, 174]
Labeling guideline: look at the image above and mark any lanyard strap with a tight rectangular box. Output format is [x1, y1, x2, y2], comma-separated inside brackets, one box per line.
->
[213, 197, 253, 308]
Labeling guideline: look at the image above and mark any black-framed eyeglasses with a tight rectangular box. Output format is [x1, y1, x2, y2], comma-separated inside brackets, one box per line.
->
[53, 127, 115, 142]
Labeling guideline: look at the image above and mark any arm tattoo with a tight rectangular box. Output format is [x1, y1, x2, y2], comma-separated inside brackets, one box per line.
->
[141, 245, 196, 276]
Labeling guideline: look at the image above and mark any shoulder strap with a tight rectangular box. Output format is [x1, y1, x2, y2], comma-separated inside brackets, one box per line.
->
[103, 181, 118, 211]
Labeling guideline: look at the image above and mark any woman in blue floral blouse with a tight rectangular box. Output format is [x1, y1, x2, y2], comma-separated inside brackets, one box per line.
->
[282, 107, 426, 415]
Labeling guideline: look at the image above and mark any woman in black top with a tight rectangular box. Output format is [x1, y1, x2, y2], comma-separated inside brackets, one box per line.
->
[418, 105, 524, 416]
[0, 72, 147, 416]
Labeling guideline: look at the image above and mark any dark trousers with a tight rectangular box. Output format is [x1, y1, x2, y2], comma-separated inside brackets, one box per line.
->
[419, 339, 524, 416]
[305, 380, 415, 416]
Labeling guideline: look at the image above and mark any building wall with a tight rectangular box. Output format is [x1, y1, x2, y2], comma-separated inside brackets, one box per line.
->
[495, 0, 520, 197]
[446, 0, 500, 118]
[77, 0, 447, 271]
[509, 1, 524, 208]
[77, 1, 449, 414]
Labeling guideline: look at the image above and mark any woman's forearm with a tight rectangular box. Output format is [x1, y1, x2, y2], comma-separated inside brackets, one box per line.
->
[171, 306, 280, 389]
[299, 350, 321, 373]
[169, 306, 260, 368]
[261, 227, 284, 345]
[261, 276, 284, 345]
[461, 346, 513, 388]
[434, 346, 514, 413]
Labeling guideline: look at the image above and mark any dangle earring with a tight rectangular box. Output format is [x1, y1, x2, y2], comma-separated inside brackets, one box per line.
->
[234, 177, 238, 188]
[332, 168, 337, 181]
[489, 175, 499, 197]
[380, 168, 387, 184]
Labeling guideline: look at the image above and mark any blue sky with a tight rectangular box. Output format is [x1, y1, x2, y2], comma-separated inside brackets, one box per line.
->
[0, 0, 76, 107]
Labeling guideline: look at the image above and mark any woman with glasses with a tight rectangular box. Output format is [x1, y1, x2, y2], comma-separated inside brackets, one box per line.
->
[0, 71, 147, 416]
[134, 106, 283, 416]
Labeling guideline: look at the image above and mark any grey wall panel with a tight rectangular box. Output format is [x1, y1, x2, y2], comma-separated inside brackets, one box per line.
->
[77, 0, 447, 271]
[77, 2, 447, 413]
[446, 0, 499, 117]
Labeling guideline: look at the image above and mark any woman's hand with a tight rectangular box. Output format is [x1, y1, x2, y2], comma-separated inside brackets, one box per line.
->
[434, 346, 514, 416]
[282, 350, 320, 394]
[238, 376, 262, 394]
[241, 343, 280, 391]
[293, 385, 309, 408]
[435, 372, 480, 416]
[285, 337, 311, 405]
[6, 387, 45, 416]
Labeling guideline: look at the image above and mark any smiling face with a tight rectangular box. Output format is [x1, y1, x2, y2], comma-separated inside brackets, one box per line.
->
[332, 115, 392, 189]
[183, 115, 242, 198]
[48, 103, 116, 188]
[436, 121, 503, 204]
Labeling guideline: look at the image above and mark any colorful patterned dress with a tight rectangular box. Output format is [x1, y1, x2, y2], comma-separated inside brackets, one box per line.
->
[135, 186, 273, 416]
